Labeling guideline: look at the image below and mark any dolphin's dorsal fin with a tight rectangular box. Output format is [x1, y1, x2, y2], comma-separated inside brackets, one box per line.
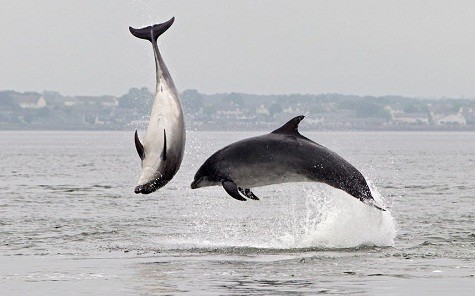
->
[135, 130, 145, 160]
[271, 115, 305, 135]
[129, 17, 175, 44]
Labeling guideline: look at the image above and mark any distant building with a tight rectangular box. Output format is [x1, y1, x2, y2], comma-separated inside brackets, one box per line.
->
[283, 104, 302, 114]
[392, 112, 429, 125]
[460, 107, 474, 125]
[215, 102, 245, 119]
[256, 104, 270, 116]
[64, 97, 78, 106]
[16, 95, 47, 109]
[101, 97, 119, 107]
[75, 96, 119, 107]
[437, 113, 467, 126]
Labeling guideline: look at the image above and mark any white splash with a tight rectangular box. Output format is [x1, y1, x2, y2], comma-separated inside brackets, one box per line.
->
[275, 184, 396, 249]
[162, 182, 397, 250]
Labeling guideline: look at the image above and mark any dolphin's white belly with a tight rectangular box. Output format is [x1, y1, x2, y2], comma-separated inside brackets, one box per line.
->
[138, 78, 185, 185]
[230, 162, 310, 188]
[144, 81, 182, 146]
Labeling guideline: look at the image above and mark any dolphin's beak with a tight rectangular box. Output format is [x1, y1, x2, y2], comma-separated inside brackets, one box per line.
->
[135, 183, 155, 194]
[135, 176, 170, 194]
[190, 178, 202, 189]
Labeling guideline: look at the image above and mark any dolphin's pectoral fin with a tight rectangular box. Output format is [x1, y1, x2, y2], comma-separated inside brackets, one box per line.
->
[134, 130, 145, 160]
[222, 180, 246, 201]
[238, 187, 259, 200]
[161, 129, 167, 161]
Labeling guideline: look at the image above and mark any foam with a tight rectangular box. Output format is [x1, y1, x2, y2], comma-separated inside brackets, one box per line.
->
[160, 183, 397, 251]
[275, 184, 396, 249]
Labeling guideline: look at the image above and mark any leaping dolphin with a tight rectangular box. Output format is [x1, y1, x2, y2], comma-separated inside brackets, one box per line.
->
[191, 116, 385, 211]
[129, 17, 185, 194]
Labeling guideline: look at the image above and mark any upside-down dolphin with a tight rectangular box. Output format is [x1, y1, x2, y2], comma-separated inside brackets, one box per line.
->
[191, 116, 385, 211]
[129, 17, 185, 194]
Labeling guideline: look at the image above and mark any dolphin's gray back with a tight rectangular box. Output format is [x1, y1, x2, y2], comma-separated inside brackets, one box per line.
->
[208, 133, 371, 199]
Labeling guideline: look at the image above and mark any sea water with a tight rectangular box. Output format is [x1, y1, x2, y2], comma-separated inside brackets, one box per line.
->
[0, 131, 474, 295]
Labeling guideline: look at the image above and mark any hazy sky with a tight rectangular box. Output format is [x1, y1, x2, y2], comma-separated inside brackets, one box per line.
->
[1, 0, 474, 98]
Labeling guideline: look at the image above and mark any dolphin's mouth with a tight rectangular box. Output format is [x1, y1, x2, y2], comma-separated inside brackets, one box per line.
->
[135, 177, 170, 194]
[190, 177, 203, 189]
[191, 179, 200, 189]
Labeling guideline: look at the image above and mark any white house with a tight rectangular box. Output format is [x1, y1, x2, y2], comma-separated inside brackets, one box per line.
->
[64, 97, 78, 106]
[283, 104, 302, 114]
[17, 96, 47, 109]
[392, 112, 429, 125]
[437, 113, 467, 125]
[101, 97, 119, 107]
[256, 104, 270, 116]
[75, 96, 118, 107]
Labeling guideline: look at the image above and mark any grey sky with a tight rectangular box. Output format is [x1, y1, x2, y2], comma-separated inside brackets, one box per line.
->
[1, 0, 474, 98]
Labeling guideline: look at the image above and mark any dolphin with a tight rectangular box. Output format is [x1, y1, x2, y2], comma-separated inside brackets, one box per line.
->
[191, 116, 385, 211]
[129, 17, 185, 194]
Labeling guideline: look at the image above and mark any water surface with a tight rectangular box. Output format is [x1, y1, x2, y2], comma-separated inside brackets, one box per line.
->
[1, 131, 474, 295]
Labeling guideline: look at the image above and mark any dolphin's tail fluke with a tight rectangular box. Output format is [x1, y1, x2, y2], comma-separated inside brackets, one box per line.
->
[129, 17, 175, 43]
